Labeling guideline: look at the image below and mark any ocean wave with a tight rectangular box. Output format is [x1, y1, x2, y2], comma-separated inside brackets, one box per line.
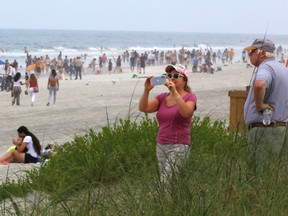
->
[88, 47, 101, 51]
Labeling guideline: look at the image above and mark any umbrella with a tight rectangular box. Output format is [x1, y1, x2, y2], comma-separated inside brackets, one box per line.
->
[26, 64, 36, 71]
[0, 60, 5, 65]
[26, 63, 46, 71]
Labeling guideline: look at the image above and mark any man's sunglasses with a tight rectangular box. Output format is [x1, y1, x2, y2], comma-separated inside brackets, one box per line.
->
[166, 73, 184, 79]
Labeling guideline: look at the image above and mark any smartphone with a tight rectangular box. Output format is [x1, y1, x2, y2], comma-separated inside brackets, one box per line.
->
[150, 76, 166, 85]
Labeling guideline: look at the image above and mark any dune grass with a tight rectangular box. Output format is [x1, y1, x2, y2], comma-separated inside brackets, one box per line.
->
[1, 115, 288, 215]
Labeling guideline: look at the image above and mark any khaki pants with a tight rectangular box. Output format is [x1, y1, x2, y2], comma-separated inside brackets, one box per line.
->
[248, 126, 288, 172]
[156, 144, 190, 183]
[12, 86, 21, 105]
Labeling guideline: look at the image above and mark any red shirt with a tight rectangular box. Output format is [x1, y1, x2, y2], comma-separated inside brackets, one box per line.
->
[29, 79, 38, 88]
[155, 92, 197, 145]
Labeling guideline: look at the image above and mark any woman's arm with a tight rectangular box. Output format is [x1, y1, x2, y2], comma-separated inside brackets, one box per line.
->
[166, 80, 196, 118]
[139, 77, 159, 113]
[57, 78, 59, 90]
[47, 77, 50, 90]
[174, 96, 196, 118]
[16, 140, 27, 153]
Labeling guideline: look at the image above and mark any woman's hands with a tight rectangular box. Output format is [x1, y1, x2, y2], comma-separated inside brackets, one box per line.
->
[164, 77, 177, 93]
[144, 76, 154, 92]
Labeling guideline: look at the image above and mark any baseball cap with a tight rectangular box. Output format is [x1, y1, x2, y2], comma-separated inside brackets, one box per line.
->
[244, 39, 276, 53]
[165, 64, 189, 77]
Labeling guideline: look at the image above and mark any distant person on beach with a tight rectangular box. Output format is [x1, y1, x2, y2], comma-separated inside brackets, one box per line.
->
[28, 73, 39, 107]
[35, 58, 42, 78]
[101, 53, 107, 66]
[47, 69, 59, 106]
[0, 126, 41, 163]
[5, 63, 14, 89]
[170, 53, 177, 65]
[12, 59, 18, 72]
[57, 58, 64, 79]
[24, 72, 29, 94]
[11, 72, 24, 106]
[192, 56, 199, 72]
[242, 49, 247, 62]
[130, 55, 135, 72]
[58, 51, 62, 60]
[140, 53, 146, 74]
[228, 48, 234, 64]
[114, 55, 122, 73]
[69, 58, 74, 79]
[139, 64, 197, 183]
[108, 59, 113, 74]
[45, 54, 50, 74]
[217, 49, 222, 62]
[25, 55, 33, 67]
[98, 56, 103, 74]
[63, 56, 69, 74]
[244, 38, 288, 171]
[74, 57, 82, 79]
[24, 46, 28, 54]
[89, 58, 96, 73]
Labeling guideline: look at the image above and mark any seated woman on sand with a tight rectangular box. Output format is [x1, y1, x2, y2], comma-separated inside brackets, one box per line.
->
[0, 126, 41, 163]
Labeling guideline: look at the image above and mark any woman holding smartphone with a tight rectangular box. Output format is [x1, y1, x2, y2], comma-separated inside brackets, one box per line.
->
[139, 64, 197, 183]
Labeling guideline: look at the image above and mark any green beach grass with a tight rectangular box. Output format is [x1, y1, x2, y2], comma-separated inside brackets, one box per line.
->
[1, 116, 288, 215]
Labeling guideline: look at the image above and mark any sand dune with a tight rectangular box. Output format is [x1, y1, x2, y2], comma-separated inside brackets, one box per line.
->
[0, 63, 252, 183]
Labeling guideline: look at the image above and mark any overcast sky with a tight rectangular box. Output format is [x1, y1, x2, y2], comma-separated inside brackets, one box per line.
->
[1, 0, 287, 35]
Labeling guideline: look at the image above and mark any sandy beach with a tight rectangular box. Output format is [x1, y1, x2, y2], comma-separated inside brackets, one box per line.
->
[0, 63, 252, 183]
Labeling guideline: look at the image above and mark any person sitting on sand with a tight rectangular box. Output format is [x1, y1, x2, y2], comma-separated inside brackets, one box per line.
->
[0, 126, 41, 163]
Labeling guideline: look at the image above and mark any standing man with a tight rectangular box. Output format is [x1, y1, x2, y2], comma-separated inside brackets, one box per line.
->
[244, 39, 288, 171]
[74, 57, 82, 80]
[140, 53, 146, 74]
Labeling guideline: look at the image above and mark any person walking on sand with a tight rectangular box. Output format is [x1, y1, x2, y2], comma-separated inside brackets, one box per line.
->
[139, 64, 197, 183]
[108, 59, 113, 74]
[113, 55, 122, 73]
[244, 39, 288, 172]
[35, 57, 42, 78]
[47, 69, 59, 106]
[28, 73, 39, 107]
[74, 56, 82, 79]
[11, 72, 24, 106]
[69, 58, 74, 80]
[140, 53, 146, 74]
[0, 126, 41, 163]
[24, 72, 29, 95]
[45, 54, 50, 75]
[90, 58, 96, 73]
[228, 48, 234, 64]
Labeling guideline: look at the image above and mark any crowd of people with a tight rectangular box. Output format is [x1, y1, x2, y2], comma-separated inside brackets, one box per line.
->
[1, 39, 288, 182]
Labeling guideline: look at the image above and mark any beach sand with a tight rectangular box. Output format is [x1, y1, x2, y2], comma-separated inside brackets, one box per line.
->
[0, 62, 252, 183]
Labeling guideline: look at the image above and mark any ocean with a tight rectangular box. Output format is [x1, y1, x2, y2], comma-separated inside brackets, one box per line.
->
[1, 29, 288, 69]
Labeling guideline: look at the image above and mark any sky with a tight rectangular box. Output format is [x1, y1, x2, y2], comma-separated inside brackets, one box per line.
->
[1, 0, 288, 35]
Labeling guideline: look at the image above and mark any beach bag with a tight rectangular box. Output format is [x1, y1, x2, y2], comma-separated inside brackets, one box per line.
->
[41, 144, 56, 159]
[33, 87, 39, 93]
[50, 76, 57, 86]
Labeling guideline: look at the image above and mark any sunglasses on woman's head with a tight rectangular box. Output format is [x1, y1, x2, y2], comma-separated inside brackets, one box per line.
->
[166, 73, 184, 79]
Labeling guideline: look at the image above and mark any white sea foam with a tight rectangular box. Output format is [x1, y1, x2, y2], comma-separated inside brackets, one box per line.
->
[1, 29, 288, 67]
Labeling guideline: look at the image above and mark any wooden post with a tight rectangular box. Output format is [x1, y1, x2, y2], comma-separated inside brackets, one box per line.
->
[228, 90, 248, 131]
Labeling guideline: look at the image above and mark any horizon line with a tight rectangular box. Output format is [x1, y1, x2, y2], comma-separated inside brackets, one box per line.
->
[0, 28, 287, 36]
